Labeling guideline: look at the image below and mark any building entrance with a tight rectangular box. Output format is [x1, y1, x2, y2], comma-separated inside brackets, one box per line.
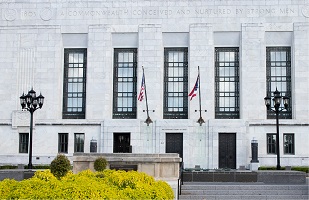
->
[113, 133, 130, 153]
[219, 133, 236, 169]
[166, 133, 183, 159]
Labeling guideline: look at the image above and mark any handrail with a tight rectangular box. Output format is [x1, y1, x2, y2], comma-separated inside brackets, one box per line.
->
[178, 162, 184, 198]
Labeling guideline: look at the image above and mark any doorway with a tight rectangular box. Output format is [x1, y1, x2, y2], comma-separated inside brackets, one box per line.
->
[113, 133, 131, 153]
[218, 133, 236, 169]
[166, 133, 183, 159]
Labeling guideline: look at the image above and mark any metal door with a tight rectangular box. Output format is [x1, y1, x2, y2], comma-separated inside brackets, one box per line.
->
[166, 133, 183, 159]
[219, 133, 236, 169]
[113, 133, 130, 153]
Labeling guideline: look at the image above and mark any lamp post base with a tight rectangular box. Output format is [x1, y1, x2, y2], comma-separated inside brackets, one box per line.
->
[250, 162, 260, 171]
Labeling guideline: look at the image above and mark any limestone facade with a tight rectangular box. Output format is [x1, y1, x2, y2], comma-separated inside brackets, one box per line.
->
[0, 0, 308, 169]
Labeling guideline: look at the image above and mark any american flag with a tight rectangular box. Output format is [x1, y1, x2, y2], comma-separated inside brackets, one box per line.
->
[138, 72, 145, 101]
[189, 75, 199, 101]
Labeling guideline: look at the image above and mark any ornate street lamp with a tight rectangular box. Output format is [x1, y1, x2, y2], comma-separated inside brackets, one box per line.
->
[20, 88, 44, 170]
[264, 87, 289, 170]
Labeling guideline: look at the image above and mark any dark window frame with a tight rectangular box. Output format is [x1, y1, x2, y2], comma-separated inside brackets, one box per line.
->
[267, 133, 276, 154]
[74, 133, 85, 153]
[163, 47, 188, 119]
[215, 47, 240, 119]
[19, 133, 29, 153]
[63, 48, 87, 119]
[113, 48, 138, 119]
[266, 47, 292, 119]
[58, 133, 68, 154]
[283, 133, 295, 155]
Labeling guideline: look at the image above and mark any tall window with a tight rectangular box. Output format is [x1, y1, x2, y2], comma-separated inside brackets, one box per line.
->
[164, 48, 188, 119]
[19, 133, 29, 153]
[63, 49, 87, 119]
[74, 133, 85, 153]
[113, 49, 137, 119]
[267, 133, 276, 154]
[266, 47, 292, 119]
[215, 48, 239, 119]
[284, 133, 294, 154]
[58, 133, 68, 153]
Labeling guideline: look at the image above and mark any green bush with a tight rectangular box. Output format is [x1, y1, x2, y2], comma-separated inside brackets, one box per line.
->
[291, 166, 309, 173]
[0, 169, 174, 199]
[93, 157, 108, 172]
[0, 165, 50, 170]
[258, 166, 285, 170]
[0, 165, 18, 170]
[50, 154, 71, 179]
[259, 166, 309, 173]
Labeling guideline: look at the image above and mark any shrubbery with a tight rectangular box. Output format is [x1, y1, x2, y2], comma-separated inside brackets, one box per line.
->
[50, 154, 71, 179]
[258, 166, 309, 173]
[0, 169, 174, 199]
[93, 157, 108, 172]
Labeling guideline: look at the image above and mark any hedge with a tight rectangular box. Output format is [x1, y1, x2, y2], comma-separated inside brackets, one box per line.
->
[0, 169, 174, 199]
[258, 166, 309, 173]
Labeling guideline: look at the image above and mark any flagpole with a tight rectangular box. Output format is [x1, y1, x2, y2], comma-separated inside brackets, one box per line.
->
[197, 66, 205, 126]
[143, 66, 152, 126]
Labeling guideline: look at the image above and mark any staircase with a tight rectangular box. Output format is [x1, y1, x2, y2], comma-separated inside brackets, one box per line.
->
[179, 182, 309, 200]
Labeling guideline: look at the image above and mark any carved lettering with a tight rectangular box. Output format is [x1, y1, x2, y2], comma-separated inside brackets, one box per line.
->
[2, 5, 303, 20]
[280, 8, 295, 14]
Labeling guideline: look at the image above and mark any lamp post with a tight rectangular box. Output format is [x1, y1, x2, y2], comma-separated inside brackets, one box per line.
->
[20, 88, 44, 170]
[264, 87, 289, 170]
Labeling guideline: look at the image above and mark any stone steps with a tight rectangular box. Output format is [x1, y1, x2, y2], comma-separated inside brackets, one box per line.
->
[179, 183, 309, 200]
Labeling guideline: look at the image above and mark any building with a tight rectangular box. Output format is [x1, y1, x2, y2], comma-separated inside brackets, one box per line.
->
[0, 0, 308, 169]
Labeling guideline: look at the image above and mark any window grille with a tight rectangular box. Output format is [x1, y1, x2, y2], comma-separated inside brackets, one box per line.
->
[266, 47, 292, 119]
[163, 48, 188, 119]
[19, 133, 29, 153]
[74, 133, 84, 153]
[58, 133, 68, 153]
[63, 49, 87, 119]
[113, 49, 137, 119]
[267, 133, 276, 154]
[215, 47, 240, 119]
[283, 133, 294, 154]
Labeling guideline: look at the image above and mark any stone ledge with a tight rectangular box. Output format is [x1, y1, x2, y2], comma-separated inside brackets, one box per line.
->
[257, 170, 306, 184]
[0, 170, 35, 181]
[182, 170, 307, 184]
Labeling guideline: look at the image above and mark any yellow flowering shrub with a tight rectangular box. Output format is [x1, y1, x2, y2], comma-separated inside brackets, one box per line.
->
[0, 169, 174, 199]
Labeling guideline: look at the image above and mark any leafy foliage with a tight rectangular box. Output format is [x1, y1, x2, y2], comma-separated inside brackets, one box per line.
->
[50, 154, 71, 179]
[258, 166, 309, 173]
[0, 169, 174, 199]
[93, 157, 108, 172]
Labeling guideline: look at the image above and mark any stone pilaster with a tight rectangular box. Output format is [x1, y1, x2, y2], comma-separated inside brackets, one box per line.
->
[137, 24, 163, 123]
[240, 23, 266, 120]
[88, 25, 113, 153]
[87, 25, 112, 120]
[189, 24, 213, 122]
[189, 24, 213, 169]
[293, 23, 309, 120]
